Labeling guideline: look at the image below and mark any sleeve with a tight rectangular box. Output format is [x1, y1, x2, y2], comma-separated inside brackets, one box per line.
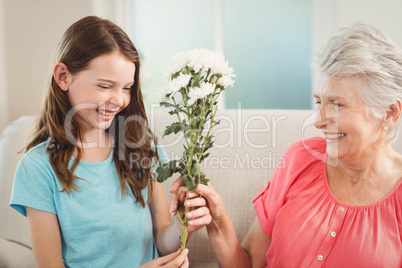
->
[253, 138, 325, 236]
[9, 154, 57, 217]
[151, 141, 170, 174]
[156, 142, 170, 165]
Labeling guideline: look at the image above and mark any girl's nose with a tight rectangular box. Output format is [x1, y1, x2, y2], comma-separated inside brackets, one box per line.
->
[110, 90, 124, 107]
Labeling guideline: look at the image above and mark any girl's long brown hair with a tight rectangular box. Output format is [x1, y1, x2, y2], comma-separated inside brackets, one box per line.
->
[25, 16, 158, 207]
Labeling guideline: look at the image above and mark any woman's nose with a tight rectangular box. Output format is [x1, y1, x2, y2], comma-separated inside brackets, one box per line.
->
[314, 106, 328, 129]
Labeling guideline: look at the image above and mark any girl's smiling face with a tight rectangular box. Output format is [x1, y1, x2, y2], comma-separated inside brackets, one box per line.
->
[314, 75, 385, 164]
[63, 51, 135, 135]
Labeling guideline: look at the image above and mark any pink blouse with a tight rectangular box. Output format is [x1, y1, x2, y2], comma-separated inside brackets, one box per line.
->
[254, 137, 402, 267]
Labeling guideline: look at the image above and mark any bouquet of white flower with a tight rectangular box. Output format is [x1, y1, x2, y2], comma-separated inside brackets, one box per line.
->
[156, 48, 235, 251]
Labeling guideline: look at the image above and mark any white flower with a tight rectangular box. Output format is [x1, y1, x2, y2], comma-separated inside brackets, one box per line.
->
[217, 75, 235, 87]
[156, 85, 173, 103]
[160, 48, 235, 105]
[211, 59, 235, 76]
[163, 51, 190, 77]
[187, 82, 216, 105]
[156, 73, 192, 102]
[170, 73, 192, 93]
[176, 98, 185, 107]
[187, 49, 205, 73]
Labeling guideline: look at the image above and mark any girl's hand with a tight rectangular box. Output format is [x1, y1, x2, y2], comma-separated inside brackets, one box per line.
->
[169, 177, 212, 235]
[138, 249, 189, 268]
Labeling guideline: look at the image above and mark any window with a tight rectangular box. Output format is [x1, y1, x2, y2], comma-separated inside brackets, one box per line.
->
[132, 0, 313, 110]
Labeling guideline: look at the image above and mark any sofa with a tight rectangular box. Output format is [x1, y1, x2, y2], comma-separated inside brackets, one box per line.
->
[1, 109, 401, 267]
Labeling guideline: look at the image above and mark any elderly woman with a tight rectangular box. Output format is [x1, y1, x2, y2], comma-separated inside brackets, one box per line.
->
[171, 23, 402, 267]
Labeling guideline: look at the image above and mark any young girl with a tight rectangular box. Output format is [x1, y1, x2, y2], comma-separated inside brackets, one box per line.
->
[9, 16, 210, 268]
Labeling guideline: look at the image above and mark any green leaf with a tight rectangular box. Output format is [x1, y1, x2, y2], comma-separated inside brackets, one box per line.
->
[203, 140, 214, 154]
[191, 161, 200, 177]
[168, 110, 178, 116]
[213, 120, 221, 127]
[200, 153, 210, 163]
[160, 102, 186, 114]
[199, 171, 209, 185]
[163, 122, 185, 138]
[182, 174, 196, 190]
[156, 160, 177, 183]
[200, 177, 209, 185]
[205, 109, 212, 119]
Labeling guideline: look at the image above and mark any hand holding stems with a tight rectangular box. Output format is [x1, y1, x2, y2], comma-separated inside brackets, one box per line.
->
[169, 177, 226, 224]
[169, 177, 212, 239]
[138, 249, 189, 268]
[169, 177, 261, 268]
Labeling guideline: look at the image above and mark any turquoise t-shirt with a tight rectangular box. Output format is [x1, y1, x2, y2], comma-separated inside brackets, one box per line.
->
[10, 139, 169, 267]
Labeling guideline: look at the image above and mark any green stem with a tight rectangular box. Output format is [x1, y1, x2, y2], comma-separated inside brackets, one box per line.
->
[172, 97, 190, 148]
[177, 189, 190, 251]
[197, 92, 221, 163]
[192, 157, 200, 184]
[180, 220, 188, 251]
[186, 109, 206, 174]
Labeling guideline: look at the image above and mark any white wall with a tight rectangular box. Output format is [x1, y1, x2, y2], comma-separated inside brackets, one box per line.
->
[1, 0, 93, 133]
[312, 0, 402, 96]
[0, 0, 7, 131]
[314, 0, 402, 49]
[0, 0, 132, 133]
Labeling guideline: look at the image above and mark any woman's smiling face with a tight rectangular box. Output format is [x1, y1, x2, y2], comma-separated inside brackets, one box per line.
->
[314, 75, 385, 163]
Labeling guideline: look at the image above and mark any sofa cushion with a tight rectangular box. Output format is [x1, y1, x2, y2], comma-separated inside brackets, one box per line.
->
[0, 116, 36, 249]
[0, 238, 35, 268]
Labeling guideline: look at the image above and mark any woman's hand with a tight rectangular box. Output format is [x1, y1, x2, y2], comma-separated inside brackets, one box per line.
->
[170, 177, 256, 268]
[169, 177, 223, 233]
[138, 249, 189, 268]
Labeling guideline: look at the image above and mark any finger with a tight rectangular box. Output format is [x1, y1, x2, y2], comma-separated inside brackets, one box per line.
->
[186, 206, 210, 220]
[186, 190, 200, 199]
[170, 186, 187, 216]
[153, 249, 181, 265]
[195, 184, 222, 207]
[169, 194, 179, 216]
[184, 197, 206, 208]
[179, 188, 186, 203]
[164, 248, 189, 268]
[188, 214, 212, 227]
[179, 257, 189, 268]
[169, 176, 184, 193]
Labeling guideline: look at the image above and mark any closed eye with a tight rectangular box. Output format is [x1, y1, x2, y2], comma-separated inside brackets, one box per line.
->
[123, 84, 134, 91]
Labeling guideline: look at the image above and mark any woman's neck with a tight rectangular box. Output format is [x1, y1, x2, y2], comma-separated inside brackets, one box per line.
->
[326, 144, 402, 205]
[328, 142, 399, 181]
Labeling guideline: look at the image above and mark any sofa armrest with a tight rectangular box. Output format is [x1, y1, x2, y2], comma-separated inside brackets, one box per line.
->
[0, 238, 36, 268]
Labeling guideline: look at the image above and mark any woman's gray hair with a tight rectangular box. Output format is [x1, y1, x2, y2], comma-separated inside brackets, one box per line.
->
[314, 22, 402, 141]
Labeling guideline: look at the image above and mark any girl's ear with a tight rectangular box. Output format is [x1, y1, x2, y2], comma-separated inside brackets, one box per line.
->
[384, 99, 402, 128]
[53, 62, 71, 92]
